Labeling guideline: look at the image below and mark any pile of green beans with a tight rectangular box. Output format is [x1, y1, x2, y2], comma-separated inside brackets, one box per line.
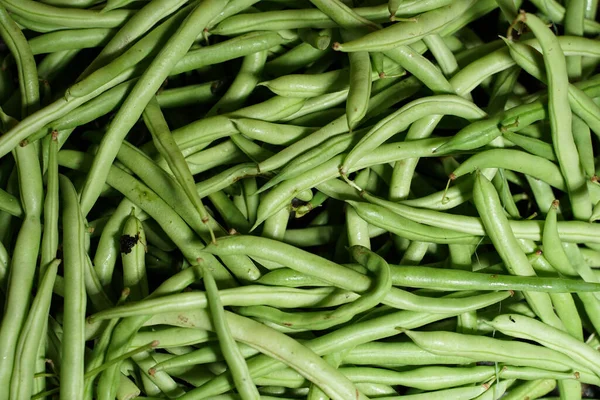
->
[1, 0, 600, 399]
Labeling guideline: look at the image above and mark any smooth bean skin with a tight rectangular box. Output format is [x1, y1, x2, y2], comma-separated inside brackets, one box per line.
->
[258, 365, 497, 391]
[452, 149, 566, 191]
[28, 28, 115, 54]
[347, 201, 483, 245]
[237, 246, 391, 330]
[59, 175, 87, 400]
[486, 314, 600, 376]
[334, 0, 476, 52]
[201, 265, 260, 400]
[474, 173, 564, 330]
[145, 290, 513, 398]
[0, 0, 135, 29]
[57, 150, 236, 288]
[362, 190, 600, 244]
[211, 1, 453, 35]
[518, 13, 590, 220]
[340, 94, 487, 176]
[9, 259, 59, 400]
[404, 329, 592, 373]
[163, 309, 369, 400]
[171, 30, 297, 76]
[78, 0, 230, 216]
[0, 144, 43, 393]
[206, 50, 267, 117]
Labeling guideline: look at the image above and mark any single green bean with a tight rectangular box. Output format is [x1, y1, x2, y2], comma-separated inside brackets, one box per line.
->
[202, 264, 260, 399]
[9, 259, 59, 400]
[0, 143, 43, 392]
[59, 175, 87, 400]
[0, 0, 135, 28]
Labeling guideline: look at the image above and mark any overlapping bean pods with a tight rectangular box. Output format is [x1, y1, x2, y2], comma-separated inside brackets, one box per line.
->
[0, 1, 599, 399]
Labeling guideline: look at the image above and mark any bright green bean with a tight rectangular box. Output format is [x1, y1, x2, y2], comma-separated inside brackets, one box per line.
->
[78, 0, 229, 216]
[9, 259, 58, 400]
[59, 175, 87, 400]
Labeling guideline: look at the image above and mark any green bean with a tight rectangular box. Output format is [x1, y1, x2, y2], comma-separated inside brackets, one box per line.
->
[210, 3, 430, 35]
[156, 81, 219, 109]
[151, 292, 514, 398]
[334, 0, 476, 52]
[0, 5, 39, 118]
[29, 28, 115, 55]
[270, 365, 498, 390]
[265, 42, 331, 77]
[259, 130, 365, 192]
[151, 342, 259, 373]
[172, 30, 298, 76]
[486, 313, 600, 376]
[86, 0, 193, 82]
[501, 379, 556, 400]
[529, 0, 600, 34]
[298, 28, 332, 50]
[492, 170, 521, 219]
[9, 259, 58, 400]
[256, 137, 448, 225]
[183, 140, 245, 175]
[0, 144, 43, 393]
[258, 75, 422, 173]
[0, 0, 135, 29]
[260, 69, 351, 98]
[281, 91, 350, 122]
[92, 287, 361, 322]
[230, 134, 275, 164]
[36, 48, 79, 82]
[59, 175, 87, 400]
[503, 38, 600, 138]
[206, 50, 267, 117]
[543, 200, 598, 284]
[160, 309, 370, 400]
[404, 329, 590, 373]
[93, 265, 204, 400]
[238, 246, 390, 330]
[79, 0, 230, 216]
[310, 0, 380, 30]
[565, 0, 585, 81]
[83, 289, 129, 400]
[94, 198, 141, 289]
[208, 191, 253, 235]
[202, 264, 260, 399]
[57, 150, 236, 287]
[0, 187, 21, 217]
[572, 114, 595, 177]
[343, 33, 372, 130]
[452, 149, 566, 191]
[347, 201, 482, 245]
[121, 212, 149, 301]
[170, 96, 306, 151]
[346, 170, 371, 249]
[340, 95, 486, 176]
[144, 96, 216, 241]
[373, 384, 490, 400]
[0, 63, 138, 160]
[343, 341, 473, 366]
[232, 118, 316, 145]
[514, 13, 591, 220]
[502, 130, 556, 161]
[474, 172, 565, 330]
[132, 350, 186, 398]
